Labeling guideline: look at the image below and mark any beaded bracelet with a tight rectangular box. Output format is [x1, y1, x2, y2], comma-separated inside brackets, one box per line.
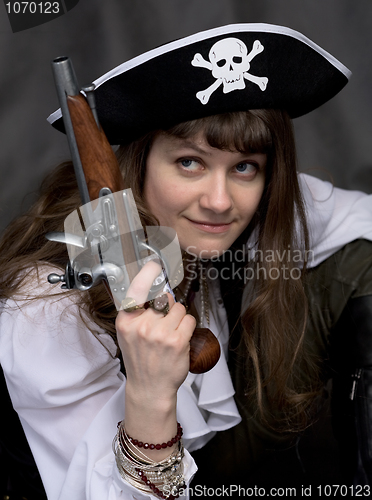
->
[118, 421, 183, 450]
[115, 440, 184, 499]
[113, 424, 185, 499]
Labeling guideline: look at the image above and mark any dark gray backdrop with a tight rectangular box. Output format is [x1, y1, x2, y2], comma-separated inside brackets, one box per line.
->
[0, 0, 371, 483]
[0, 0, 371, 234]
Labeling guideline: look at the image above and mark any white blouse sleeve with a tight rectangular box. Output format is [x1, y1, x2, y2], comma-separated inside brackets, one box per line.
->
[298, 173, 372, 267]
[0, 290, 196, 500]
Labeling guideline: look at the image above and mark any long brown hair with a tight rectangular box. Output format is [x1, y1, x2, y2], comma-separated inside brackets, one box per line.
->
[0, 110, 321, 431]
[0, 162, 118, 338]
[118, 110, 322, 432]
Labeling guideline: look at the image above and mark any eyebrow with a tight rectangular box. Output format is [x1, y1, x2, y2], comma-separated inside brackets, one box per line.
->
[165, 137, 263, 159]
[166, 139, 212, 156]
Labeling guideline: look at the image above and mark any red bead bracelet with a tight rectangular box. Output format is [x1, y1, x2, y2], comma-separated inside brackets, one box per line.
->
[137, 469, 179, 499]
[119, 421, 183, 450]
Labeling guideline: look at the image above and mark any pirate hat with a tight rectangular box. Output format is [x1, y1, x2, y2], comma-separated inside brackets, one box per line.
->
[48, 23, 351, 145]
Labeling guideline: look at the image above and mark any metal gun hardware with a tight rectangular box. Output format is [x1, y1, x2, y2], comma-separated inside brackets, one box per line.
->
[46, 187, 175, 307]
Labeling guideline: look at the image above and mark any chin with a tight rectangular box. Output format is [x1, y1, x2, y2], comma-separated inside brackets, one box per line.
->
[182, 241, 231, 261]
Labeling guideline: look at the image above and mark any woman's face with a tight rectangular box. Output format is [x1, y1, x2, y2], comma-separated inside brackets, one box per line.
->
[144, 132, 266, 258]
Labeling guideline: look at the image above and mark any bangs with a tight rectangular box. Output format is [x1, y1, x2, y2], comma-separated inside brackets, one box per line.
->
[165, 111, 273, 154]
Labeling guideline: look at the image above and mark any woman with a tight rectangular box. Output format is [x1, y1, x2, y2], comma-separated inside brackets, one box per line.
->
[1, 23, 371, 499]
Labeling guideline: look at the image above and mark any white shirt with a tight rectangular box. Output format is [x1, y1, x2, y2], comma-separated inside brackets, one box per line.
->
[1, 174, 372, 499]
[0, 268, 240, 500]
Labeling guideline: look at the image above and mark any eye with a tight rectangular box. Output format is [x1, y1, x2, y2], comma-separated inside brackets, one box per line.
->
[178, 158, 200, 171]
[232, 56, 243, 64]
[235, 162, 257, 175]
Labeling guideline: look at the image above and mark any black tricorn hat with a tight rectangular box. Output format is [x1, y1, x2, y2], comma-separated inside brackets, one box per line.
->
[48, 23, 351, 145]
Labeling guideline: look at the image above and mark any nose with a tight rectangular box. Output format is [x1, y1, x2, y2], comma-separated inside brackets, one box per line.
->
[199, 173, 234, 214]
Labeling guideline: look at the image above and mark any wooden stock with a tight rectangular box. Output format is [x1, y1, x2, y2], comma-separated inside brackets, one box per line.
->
[67, 94, 139, 284]
[67, 94, 126, 197]
[66, 93, 220, 374]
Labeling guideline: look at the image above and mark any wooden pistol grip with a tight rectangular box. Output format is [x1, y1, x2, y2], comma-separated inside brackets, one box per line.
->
[189, 327, 221, 374]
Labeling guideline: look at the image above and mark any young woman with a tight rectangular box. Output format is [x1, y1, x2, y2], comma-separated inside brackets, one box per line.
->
[1, 24, 372, 499]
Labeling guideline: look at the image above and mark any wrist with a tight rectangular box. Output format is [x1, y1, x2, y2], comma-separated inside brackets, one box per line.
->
[125, 380, 177, 415]
[124, 382, 178, 447]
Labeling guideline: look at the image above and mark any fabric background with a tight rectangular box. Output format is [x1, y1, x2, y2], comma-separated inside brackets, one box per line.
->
[0, 0, 371, 233]
[0, 0, 371, 490]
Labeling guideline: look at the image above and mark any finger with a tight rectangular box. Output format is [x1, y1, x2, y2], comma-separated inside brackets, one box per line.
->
[162, 301, 189, 330]
[167, 292, 175, 309]
[146, 291, 175, 315]
[151, 291, 175, 311]
[177, 313, 197, 342]
[119, 290, 174, 324]
[117, 304, 144, 323]
[127, 259, 163, 304]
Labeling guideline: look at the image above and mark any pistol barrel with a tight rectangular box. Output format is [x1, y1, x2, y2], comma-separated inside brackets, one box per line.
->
[52, 56, 90, 205]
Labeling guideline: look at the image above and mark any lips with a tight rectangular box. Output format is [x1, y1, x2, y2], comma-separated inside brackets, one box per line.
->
[186, 218, 233, 234]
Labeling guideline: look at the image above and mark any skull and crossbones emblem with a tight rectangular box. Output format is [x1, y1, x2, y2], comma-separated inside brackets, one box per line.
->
[191, 37, 268, 104]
